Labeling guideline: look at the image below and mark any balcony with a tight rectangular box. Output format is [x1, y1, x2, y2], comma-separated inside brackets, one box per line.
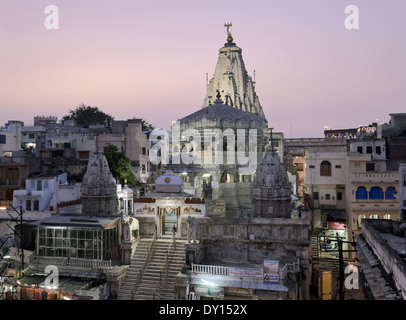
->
[0, 178, 20, 186]
[29, 255, 113, 272]
[13, 190, 28, 196]
[351, 172, 399, 183]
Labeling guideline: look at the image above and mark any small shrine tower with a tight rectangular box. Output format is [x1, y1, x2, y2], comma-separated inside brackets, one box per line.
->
[251, 145, 292, 218]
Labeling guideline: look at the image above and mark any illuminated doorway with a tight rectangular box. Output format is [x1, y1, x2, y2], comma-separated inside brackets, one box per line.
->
[159, 207, 180, 236]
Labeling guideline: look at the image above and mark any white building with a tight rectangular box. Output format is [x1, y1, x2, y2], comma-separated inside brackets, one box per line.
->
[20, 126, 46, 152]
[0, 123, 22, 156]
[13, 173, 68, 212]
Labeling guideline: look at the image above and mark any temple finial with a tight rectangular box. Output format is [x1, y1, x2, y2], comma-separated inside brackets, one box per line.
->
[224, 22, 233, 43]
[216, 89, 221, 100]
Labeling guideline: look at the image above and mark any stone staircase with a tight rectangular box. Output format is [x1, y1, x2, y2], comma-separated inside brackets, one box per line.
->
[311, 233, 320, 259]
[117, 237, 186, 300]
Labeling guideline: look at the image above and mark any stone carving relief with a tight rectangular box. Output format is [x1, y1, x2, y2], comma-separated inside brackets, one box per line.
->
[122, 215, 139, 241]
[183, 206, 202, 215]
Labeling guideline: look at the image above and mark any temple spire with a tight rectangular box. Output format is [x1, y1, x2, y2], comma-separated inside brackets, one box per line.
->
[202, 24, 267, 123]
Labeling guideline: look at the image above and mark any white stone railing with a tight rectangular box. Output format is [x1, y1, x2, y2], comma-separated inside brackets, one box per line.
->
[192, 259, 300, 280]
[30, 256, 112, 270]
[191, 264, 229, 276]
[351, 172, 398, 183]
[279, 259, 300, 280]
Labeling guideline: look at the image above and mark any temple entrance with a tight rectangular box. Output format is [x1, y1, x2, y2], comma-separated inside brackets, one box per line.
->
[159, 207, 180, 236]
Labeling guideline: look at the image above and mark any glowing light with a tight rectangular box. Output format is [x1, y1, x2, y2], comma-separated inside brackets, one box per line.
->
[201, 278, 215, 287]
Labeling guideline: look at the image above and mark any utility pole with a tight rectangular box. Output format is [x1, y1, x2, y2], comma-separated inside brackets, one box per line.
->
[6, 204, 24, 275]
[322, 231, 357, 300]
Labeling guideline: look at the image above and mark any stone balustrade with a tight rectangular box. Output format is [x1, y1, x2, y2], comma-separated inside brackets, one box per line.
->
[29, 255, 113, 271]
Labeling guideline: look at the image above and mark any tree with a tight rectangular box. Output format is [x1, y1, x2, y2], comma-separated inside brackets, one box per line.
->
[141, 119, 154, 131]
[103, 144, 137, 186]
[62, 103, 113, 128]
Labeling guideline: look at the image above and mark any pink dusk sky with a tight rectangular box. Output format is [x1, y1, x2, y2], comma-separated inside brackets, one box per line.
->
[0, 0, 405, 137]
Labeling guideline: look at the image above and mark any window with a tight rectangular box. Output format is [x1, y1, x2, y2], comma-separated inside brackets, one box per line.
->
[325, 194, 330, 200]
[383, 214, 391, 220]
[370, 214, 379, 219]
[313, 192, 319, 200]
[366, 146, 373, 154]
[320, 161, 331, 176]
[142, 147, 146, 155]
[0, 135, 5, 144]
[369, 186, 384, 200]
[376, 146, 381, 155]
[335, 165, 342, 169]
[356, 186, 368, 200]
[385, 186, 397, 200]
[357, 146, 363, 154]
[337, 192, 343, 200]
[366, 163, 375, 172]
[309, 165, 315, 169]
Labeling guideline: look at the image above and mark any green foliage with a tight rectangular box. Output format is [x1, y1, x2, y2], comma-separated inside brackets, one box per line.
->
[62, 103, 113, 128]
[141, 119, 155, 131]
[103, 144, 137, 186]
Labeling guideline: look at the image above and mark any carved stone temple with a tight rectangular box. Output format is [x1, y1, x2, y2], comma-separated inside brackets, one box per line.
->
[113, 25, 311, 300]
[19, 26, 311, 301]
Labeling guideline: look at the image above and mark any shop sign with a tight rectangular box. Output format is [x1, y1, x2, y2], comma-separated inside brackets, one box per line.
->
[6, 269, 20, 279]
[328, 221, 346, 230]
[263, 260, 279, 284]
[229, 267, 262, 279]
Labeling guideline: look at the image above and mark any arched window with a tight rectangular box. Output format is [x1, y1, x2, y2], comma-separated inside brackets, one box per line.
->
[369, 186, 384, 199]
[385, 186, 397, 200]
[320, 161, 331, 176]
[356, 186, 368, 200]
[383, 214, 391, 220]
[370, 214, 379, 219]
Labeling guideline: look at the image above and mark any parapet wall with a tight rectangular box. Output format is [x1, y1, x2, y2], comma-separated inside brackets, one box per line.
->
[362, 219, 406, 299]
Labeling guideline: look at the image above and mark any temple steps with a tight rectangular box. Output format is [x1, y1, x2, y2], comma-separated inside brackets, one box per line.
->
[117, 238, 186, 300]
